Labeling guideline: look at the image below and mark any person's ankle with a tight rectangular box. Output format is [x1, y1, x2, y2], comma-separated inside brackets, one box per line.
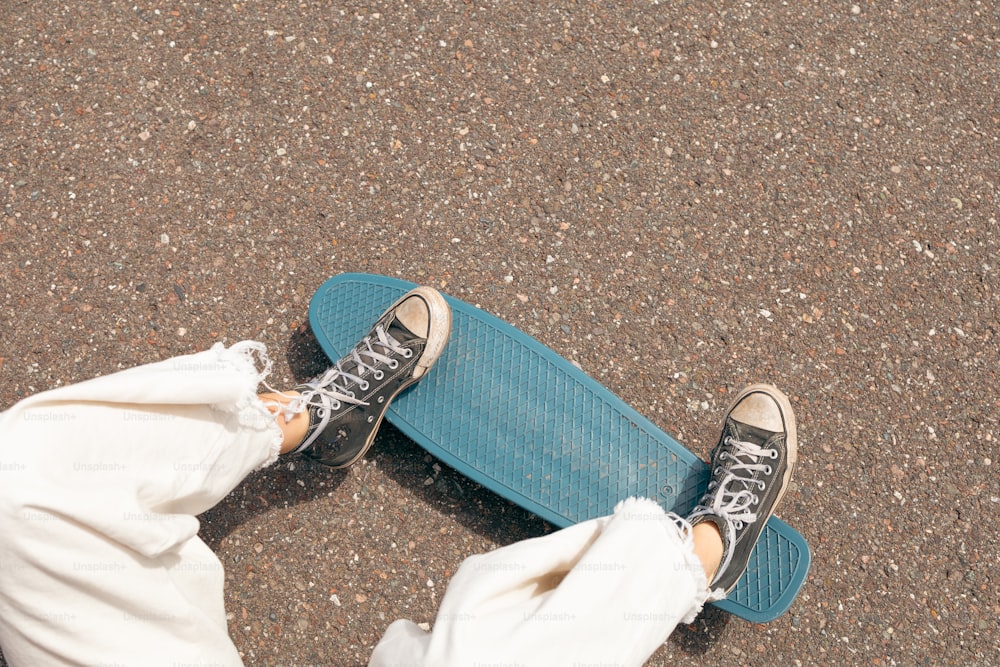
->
[691, 520, 724, 583]
[259, 391, 310, 454]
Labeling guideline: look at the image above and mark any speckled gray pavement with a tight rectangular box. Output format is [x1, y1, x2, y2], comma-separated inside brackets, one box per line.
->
[1, 1, 997, 665]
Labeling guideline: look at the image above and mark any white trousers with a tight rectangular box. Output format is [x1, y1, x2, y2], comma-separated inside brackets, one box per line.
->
[0, 343, 714, 667]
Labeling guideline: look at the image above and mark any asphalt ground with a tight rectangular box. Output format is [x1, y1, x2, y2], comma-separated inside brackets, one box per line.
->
[1, 1, 997, 665]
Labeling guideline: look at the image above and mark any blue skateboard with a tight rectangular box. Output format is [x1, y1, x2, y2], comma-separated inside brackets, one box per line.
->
[310, 273, 810, 622]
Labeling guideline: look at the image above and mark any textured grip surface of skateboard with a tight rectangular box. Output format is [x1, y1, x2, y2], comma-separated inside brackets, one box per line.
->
[310, 273, 810, 622]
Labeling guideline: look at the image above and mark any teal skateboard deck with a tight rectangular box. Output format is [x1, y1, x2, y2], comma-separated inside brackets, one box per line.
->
[309, 273, 809, 622]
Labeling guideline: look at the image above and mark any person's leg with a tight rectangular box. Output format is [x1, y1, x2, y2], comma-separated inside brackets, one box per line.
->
[0, 342, 282, 667]
[0, 287, 452, 666]
[370, 384, 796, 667]
[370, 498, 714, 667]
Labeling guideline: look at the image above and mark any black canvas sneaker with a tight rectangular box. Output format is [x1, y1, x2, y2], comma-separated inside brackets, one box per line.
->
[287, 286, 451, 468]
[688, 384, 798, 593]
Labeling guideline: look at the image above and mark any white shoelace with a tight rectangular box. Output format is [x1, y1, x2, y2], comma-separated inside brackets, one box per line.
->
[279, 325, 412, 420]
[686, 434, 779, 589]
[700, 436, 778, 529]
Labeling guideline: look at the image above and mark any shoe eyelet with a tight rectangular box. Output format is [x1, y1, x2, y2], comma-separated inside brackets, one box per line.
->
[752, 495, 760, 505]
[769, 450, 779, 459]
[360, 381, 369, 390]
[367, 416, 374, 423]
[377, 396, 385, 404]
[347, 391, 355, 398]
[388, 359, 399, 369]
[402, 349, 413, 358]
[374, 370, 385, 380]
[758, 480, 767, 490]
[764, 465, 772, 475]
